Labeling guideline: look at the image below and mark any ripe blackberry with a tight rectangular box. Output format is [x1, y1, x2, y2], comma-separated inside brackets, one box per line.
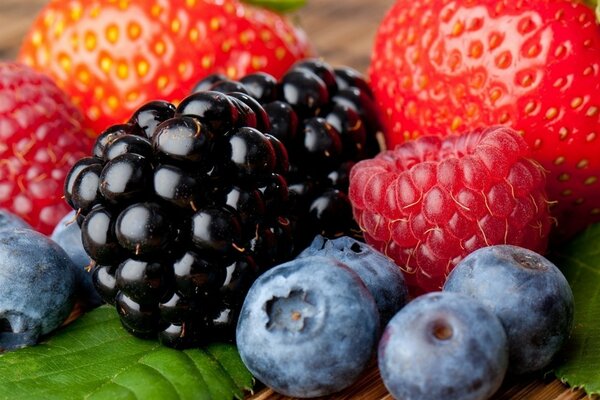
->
[196, 59, 383, 251]
[66, 93, 293, 347]
[128, 100, 177, 140]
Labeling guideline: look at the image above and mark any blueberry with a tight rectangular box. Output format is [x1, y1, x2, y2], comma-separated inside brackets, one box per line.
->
[236, 256, 379, 397]
[378, 292, 508, 400]
[51, 210, 90, 269]
[0, 229, 77, 351]
[51, 210, 102, 308]
[298, 235, 408, 326]
[443, 245, 574, 375]
[0, 208, 31, 231]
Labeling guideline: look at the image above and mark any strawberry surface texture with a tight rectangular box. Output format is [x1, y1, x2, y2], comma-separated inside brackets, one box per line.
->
[0, 62, 92, 235]
[18, 0, 312, 135]
[348, 126, 552, 294]
[369, 0, 600, 238]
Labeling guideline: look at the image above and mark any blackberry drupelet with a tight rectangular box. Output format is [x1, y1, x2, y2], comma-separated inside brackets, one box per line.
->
[66, 91, 293, 347]
[196, 58, 383, 250]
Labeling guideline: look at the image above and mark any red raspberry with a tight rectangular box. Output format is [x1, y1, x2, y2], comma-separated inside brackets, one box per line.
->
[349, 126, 552, 295]
[0, 63, 93, 234]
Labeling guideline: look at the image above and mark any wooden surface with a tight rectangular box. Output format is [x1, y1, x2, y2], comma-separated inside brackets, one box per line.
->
[0, 1, 594, 399]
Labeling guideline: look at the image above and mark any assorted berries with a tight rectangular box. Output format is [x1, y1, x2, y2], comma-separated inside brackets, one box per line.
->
[369, 0, 600, 238]
[18, 0, 312, 134]
[61, 57, 382, 347]
[0, 0, 590, 397]
[349, 126, 552, 294]
[237, 241, 573, 399]
[0, 62, 93, 235]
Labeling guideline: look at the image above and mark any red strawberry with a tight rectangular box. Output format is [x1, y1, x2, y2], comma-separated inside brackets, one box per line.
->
[348, 126, 552, 294]
[18, 0, 312, 135]
[369, 0, 600, 238]
[0, 62, 93, 235]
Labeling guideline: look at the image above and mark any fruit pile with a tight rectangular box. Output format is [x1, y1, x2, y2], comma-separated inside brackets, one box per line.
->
[0, 0, 598, 398]
[61, 58, 382, 346]
[236, 239, 574, 399]
[369, 0, 600, 239]
[237, 236, 405, 397]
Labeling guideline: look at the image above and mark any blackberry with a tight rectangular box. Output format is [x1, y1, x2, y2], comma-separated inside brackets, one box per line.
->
[227, 92, 271, 132]
[128, 100, 177, 140]
[92, 124, 141, 158]
[240, 72, 278, 103]
[262, 101, 298, 144]
[190, 73, 229, 94]
[99, 154, 152, 203]
[196, 59, 383, 251]
[217, 126, 276, 180]
[103, 134, 153, 161]
[176, 91, 238, 133]
[81, 206, 124, 265]
[67, 92, 294, 347]
[64, 157, 103, 209]
[68, 59, 381, 348]
[68, 163, 103, 214]
[153, 116, 214, 165]
[279, 68, 330, 118]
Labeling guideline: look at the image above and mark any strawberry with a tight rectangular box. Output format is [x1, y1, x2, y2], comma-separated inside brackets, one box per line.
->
[369, 0, 600, 238]
[18, 0, 312, 135]
[0, 62, 93, 235]
[348, 126, 552, 295]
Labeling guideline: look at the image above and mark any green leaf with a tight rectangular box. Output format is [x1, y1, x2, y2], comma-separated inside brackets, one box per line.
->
[0, 306, 254, 400]
[241, 0, 306, 13]
[552, 224, 600, 395]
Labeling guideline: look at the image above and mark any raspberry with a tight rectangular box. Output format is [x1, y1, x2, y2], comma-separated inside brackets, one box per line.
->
[348, 126, 552, 295]
[0, 62, 93, 234]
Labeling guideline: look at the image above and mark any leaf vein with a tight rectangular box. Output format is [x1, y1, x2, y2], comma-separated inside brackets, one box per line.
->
[138, 356, 186, 399]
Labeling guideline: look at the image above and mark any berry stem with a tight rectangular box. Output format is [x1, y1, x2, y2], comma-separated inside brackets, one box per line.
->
[583, 0, 600, 23]
[241, 0, 306, 12]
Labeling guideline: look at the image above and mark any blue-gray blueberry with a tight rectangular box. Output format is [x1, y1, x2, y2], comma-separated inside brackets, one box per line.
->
[443, 245, 574, 374]
[298, 235, 408, 326]
[0, 208, 31, 232]
[378, 291, 508, 400]
[51, 210, 102, 308]
[236, 255, 379, 398]
[0, 229, 77, 351]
